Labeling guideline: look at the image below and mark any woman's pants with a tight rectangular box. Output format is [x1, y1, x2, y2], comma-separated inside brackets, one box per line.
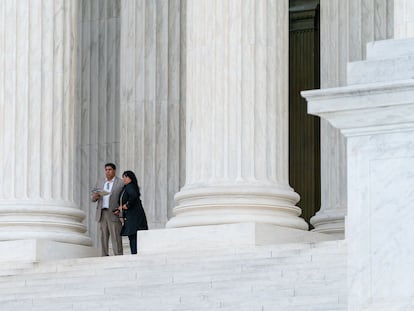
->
[128, 233, 137, 254]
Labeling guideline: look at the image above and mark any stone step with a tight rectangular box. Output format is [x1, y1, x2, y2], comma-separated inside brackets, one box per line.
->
[0, 254, 346, 287]
[0, 277, 346, 308]
[366, 37, 414, 60]
[0, 240, 346, 278]
[1, 281, 346, 308]
[2, 300, 346, 311]
[1, 291, 346, 311]
[0, 262, 346, 296]
[0, 240, 347, 311]
[347, 54, 414, 85]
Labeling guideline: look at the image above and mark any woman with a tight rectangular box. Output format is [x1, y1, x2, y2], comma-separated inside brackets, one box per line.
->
[116, 170, 148, 254]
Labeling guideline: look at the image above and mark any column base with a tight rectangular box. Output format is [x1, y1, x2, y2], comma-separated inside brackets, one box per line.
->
[0, 239, 98, 262]
[310, 208, 346, 239]
[167, 184, 309, 230]
[138, 222, 336, 253]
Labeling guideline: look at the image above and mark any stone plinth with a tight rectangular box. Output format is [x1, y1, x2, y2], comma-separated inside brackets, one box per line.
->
[0, 240, 98, 262]
[138, 223, 335, 254]
[303, 38, 414, 311]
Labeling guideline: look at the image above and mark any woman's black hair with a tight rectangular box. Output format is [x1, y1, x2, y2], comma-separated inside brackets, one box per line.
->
[122, 170, 140, 190]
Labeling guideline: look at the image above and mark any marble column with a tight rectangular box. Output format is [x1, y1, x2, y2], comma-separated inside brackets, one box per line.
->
[166, 0, 308, 231]
[0, 0, 94, 261]
[120, 0, 185, 229]
[311, 0, 394, 237]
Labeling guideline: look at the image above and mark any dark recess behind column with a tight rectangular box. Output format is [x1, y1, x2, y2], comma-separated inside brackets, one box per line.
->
[288, 0, 321, 227]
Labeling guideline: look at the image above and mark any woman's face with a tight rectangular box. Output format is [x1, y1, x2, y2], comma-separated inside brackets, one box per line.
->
[122, 175, 131, 185]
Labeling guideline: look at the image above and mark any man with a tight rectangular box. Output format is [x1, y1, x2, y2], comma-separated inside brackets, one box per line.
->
[92, 163, 124, 256]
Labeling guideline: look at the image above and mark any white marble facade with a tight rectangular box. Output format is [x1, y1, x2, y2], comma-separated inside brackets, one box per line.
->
[2, 1, 414, 309]
[3, 0, 413, 274]
[0, 0, 378, 257]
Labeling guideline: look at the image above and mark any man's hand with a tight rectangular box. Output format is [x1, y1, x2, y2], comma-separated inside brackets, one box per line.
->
[92, 193, 101, 201]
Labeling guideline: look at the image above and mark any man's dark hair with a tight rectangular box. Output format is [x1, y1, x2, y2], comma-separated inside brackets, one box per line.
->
[105, 163, 116, 170]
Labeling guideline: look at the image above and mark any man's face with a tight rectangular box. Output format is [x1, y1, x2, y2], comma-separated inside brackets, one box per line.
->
[105, 166, 116, 180]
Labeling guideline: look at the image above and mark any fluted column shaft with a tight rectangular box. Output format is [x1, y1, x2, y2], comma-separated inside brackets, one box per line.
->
[120, 0, 184, 229]
[0, 0, 91, 246]
[76, 0, 121, 248]
[167, 0, 307, 230]
[394, 0, 414, 39]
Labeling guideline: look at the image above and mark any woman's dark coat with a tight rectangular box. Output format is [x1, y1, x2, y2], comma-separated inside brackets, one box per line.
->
[119, 183, 148, 236]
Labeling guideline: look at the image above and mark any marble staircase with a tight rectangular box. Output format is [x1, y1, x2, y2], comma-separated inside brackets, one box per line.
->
[0, 240, 347, 311]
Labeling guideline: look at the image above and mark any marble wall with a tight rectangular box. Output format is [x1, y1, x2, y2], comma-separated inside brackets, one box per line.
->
[75, 0, 121, 246]
[120, 0, 185, 229]
[347, 129, 414, 310]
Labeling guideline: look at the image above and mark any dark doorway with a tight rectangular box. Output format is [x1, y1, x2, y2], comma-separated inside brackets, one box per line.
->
[289, 0, 321, 227]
